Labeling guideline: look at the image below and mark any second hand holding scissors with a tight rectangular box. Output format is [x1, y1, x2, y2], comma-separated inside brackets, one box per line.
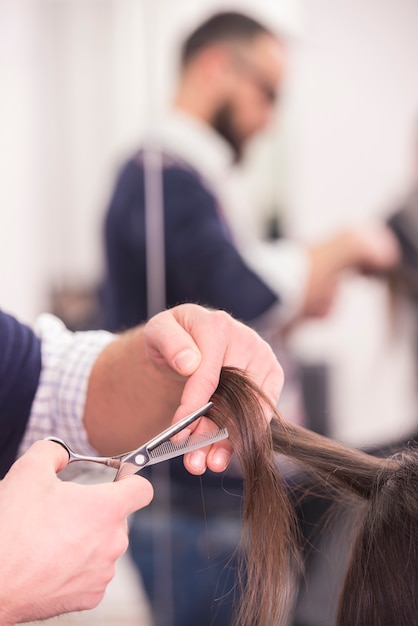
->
[46, 402, 228, 481]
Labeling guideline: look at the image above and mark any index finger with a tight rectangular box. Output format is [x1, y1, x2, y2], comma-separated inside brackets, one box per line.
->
[174, 309, 283, 422]
[145, 305, 283, 473]
[173, 311, 283, 473]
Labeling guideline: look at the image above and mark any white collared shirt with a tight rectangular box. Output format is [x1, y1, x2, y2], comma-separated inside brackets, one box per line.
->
[149, 109, 309, 326]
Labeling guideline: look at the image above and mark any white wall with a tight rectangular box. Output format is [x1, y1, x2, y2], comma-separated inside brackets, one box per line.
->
[283, 0, 418, 446]
[1, 0, 418, 446]
[0, 1, 49, 322]
[0, 0, 148, 323]
[286, 0, 418, 236]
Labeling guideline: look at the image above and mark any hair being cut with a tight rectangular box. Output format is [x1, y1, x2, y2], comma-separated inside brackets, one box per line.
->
[207, 367, 418, 626]
[180, 11, 274, 68]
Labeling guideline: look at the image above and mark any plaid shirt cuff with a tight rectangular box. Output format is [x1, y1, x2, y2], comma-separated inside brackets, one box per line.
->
[18, 314, 115, 457]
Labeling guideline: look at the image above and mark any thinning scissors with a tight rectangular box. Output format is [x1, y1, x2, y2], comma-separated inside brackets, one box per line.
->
[46, 401, 228, 481]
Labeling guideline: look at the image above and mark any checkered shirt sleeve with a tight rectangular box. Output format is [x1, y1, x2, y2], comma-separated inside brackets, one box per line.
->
[18, 314, 115, 457]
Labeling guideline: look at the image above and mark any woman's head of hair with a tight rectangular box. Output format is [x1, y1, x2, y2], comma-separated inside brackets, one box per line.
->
[207, 366, 418, 626]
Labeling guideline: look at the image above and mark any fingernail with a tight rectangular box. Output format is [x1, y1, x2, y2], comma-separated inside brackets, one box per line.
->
[188, 450, 206, 473]
[173, 349, 200, 374]
[212, 449, 230, 471]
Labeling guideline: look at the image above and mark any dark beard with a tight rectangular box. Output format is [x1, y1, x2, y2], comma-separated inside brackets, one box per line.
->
[211, 103, 244, 163]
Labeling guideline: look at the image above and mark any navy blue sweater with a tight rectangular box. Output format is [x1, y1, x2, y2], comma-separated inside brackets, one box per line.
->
[0, 311, 41, 477]
[102, 154, 279, 331]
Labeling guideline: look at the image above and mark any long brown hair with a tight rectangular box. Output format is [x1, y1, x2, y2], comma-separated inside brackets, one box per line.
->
[207, 367, 418, 626]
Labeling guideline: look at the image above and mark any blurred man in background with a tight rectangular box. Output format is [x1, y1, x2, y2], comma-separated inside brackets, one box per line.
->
[101, 11, 399, 626]
[103, 11, 397, 335]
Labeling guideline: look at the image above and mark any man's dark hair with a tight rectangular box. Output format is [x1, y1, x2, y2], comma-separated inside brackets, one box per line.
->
[180, 11, 274, 67]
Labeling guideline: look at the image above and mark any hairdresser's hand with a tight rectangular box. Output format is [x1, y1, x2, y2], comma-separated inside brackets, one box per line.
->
[302, 223, 400, 318]
[0, 441, 153, 625]
[144, 304, 284, 475]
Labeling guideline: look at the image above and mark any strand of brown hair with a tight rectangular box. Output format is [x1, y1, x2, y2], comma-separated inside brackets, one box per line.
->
[208, 367, 417, 626]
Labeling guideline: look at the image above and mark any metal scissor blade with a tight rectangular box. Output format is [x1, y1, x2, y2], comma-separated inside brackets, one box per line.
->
[146, 428, 229, 466]
[114, 427, 228, 480]
[113, 401, 225, 480]
[115, 428, 229, 480]
[145, 401, 214, 450]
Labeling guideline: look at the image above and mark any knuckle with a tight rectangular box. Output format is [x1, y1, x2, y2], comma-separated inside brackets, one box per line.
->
[116, 531, 130, 558]
[102, 562, 117, 586]
[143, 317, 158, 345]
[209, 309, 231, 336]
[11, 447, 40, 474]
[200, 369, 223, 394]
[82, 590, 107, 611]
[107, 527, 129, 561]
[274, 364, 285, 393]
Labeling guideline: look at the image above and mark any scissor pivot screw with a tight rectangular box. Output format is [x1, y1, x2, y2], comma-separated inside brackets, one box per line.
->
[135, 453, 147, 466]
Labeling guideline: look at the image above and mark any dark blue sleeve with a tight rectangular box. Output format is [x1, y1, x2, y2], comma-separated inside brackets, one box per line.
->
[102, 158, 150, 330]
[0, 310, 41, 477]
[102, 157, 279, 331]
[163, 166, 279, 321]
